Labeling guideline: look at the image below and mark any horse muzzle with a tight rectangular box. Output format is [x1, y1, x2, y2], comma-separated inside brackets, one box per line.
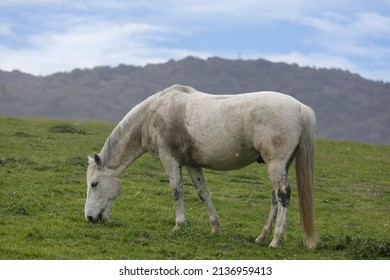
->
[86, 212, 106, 224]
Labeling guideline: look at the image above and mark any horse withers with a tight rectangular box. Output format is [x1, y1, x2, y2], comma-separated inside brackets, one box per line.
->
[84, 84, 316, 248]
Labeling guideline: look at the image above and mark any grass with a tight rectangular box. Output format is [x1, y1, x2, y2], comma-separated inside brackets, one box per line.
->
[48, 123, 87, 135]
[0, 117, 389, 260]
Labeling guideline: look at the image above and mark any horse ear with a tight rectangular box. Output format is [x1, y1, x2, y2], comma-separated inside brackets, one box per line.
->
[94, 153, 103, 167]
[88, 155, 94, 165]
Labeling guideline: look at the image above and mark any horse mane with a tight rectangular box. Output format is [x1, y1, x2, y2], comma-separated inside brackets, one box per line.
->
[99, 92, 159, 165]
[99, 85, 194, 165]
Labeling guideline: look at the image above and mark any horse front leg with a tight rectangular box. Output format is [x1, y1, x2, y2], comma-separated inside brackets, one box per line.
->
[161, 155, 186, 231]
[186, 166, 220, 234]
[170, 173, 186, 231]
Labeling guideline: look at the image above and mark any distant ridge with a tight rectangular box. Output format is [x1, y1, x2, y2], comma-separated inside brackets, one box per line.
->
[1, 56, 389, 144]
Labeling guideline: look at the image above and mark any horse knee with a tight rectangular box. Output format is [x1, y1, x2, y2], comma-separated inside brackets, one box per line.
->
[196, 188, 210, 202]
[170, 178, 184, 201]
[172, 187, 182, 201]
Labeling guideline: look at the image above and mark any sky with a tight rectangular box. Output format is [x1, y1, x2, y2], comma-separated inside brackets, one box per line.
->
[0, 0, 390, 82]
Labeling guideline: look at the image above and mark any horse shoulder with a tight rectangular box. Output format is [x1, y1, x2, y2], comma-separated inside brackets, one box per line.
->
[141, 88, 197, 162]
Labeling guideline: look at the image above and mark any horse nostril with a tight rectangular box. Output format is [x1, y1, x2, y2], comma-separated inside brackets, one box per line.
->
[87, 216, 93, 222]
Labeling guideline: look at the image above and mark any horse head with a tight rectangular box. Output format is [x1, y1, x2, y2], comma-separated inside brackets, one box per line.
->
[84, 153, 121, 224]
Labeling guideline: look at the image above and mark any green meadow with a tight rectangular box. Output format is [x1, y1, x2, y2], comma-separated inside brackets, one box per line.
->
[0, 117, 389, 259]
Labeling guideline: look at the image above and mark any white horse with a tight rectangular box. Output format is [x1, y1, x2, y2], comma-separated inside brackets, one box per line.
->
[85, 84, 316, 248]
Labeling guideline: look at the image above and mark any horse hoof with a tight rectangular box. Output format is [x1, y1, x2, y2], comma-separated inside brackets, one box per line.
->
[172, 222, 186, 232]
[269, 238, 283, 248]
[172, 226, 182, 232]
[255, 234, 268, 244]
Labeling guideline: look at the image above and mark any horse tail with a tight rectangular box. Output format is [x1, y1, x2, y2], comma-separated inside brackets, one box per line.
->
[296, 104, 317, 248]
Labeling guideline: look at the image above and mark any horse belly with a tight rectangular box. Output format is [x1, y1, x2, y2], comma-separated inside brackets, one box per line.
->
[186, 103, 260, 170]
[191, 135, 260, 170]
[199, 149, 260, 170]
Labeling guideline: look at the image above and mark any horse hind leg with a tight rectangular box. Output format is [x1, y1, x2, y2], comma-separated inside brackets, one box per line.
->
[257, 161, 291, 248]
[186, 166, 220, 234]
[255, 189, 278, 244]
[270, 172, 291, 248]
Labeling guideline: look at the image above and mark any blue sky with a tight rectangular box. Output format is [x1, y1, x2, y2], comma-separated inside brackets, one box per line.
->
[1, 0, 389, 82]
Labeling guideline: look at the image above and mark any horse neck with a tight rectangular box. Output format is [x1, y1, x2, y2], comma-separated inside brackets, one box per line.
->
[102, 124, 144, 175]
[99, 95, 155, 174]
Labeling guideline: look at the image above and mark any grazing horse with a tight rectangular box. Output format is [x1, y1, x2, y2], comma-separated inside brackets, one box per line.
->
[84, 84, 316, 248]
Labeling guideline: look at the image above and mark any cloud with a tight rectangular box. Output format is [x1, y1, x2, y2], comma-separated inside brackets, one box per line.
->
[0, 0, 389, 81]
[353, 12, 390, 38]
[0, 18, 211, 75]
[261, 51, 390, 82]
[301, 11, 390, 40]
[0, 20, 13, 35]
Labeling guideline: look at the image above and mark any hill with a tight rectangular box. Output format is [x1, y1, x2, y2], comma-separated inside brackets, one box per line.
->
[0, 56, 389, 144]
[0, 117, 389, 259]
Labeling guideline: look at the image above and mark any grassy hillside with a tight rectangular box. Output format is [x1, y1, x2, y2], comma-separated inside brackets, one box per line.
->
[0, 117, 389, 259]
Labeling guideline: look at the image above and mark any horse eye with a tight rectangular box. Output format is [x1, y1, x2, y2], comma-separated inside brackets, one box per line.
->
[91, 182, 99, 188]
